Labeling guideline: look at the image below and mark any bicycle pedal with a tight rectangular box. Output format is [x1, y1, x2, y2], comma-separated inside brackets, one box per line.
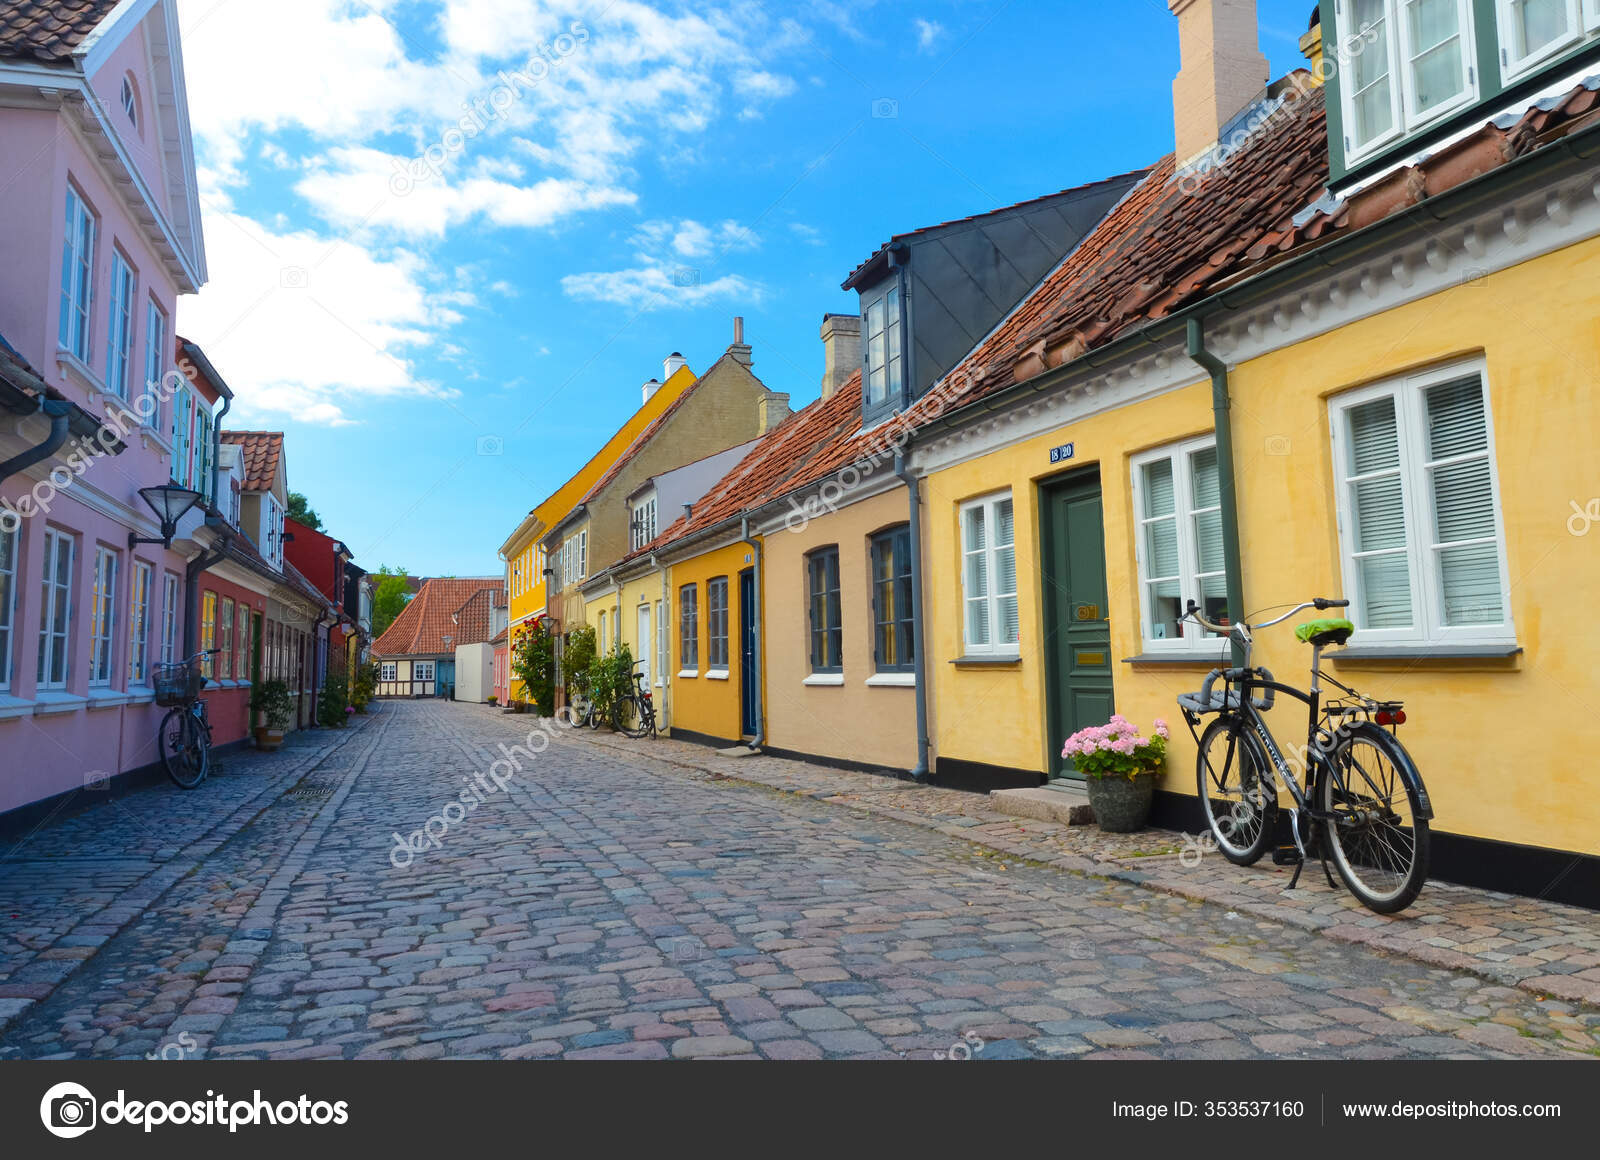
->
[1271, 846, 1303, 866]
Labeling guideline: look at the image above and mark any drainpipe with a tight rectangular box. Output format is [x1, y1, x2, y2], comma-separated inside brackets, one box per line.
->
[182, 534, 228, 658]
[894, 450, 931, 782]
[308, 607, 328, 726]
[652, 553, 667, 727]
[209, 391, 231, 515]
[0, 397, 72, 484]
[738, 515, 764, 750]
[1185, 318, 1247, 668]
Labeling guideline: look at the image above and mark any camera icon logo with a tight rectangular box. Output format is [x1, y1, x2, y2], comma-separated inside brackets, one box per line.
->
[84, 769, 110, 792]
[40, 1082, 97, 1138]
[672, 267, 700, 288]
[872, 97, 899, 119]
[280, 266, 310, 289]
[1264, 434, 1292, 456]
[476, 434, 504, 456]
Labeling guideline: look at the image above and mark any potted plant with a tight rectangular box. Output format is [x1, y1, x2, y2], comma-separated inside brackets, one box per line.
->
[1061, 715, 1169, 833]
[250, 680, 295, 751]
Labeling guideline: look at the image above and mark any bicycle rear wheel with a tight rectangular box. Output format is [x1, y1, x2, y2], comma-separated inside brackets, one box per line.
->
[161, 707, 208, 789]
[1195, 716, 1276, 866]
[613, 694, 649, 739]
[1320, 723, 1429, 914]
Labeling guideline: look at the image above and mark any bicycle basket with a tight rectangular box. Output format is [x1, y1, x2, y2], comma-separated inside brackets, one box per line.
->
[153, 662, 205, 707]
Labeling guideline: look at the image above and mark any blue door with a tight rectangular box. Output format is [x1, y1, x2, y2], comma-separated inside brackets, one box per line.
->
[739, 569, 758, 737]
[437, 659, 456, 699]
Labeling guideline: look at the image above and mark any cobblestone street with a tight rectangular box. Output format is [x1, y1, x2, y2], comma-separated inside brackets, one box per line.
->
[2, 700, 1597, 1061]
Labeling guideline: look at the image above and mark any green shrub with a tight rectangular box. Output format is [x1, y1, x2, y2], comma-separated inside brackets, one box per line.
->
[318, 673, 350, 727]
[511, 621, 556, 717]
[563, 626, 597, 702]
[587, 642, 635, 727]
[249, 680, 295, 731]
[349, 661, 377, 712]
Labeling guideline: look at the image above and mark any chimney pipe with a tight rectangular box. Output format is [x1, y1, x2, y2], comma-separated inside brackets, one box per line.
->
[727, 315, 753, 367]
[641, 378, 661, 405]
[663, 351, 688, 380]
[733, 317, 744, 344]
[819, 313, 861, 400]
[1168, 0, 1269, 168]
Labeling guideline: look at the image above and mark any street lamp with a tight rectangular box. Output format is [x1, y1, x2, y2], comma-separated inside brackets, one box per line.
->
[128, 483, 204, 550]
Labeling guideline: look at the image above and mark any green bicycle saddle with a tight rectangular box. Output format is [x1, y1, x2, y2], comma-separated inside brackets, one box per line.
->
[1295, 618, 1355, 647]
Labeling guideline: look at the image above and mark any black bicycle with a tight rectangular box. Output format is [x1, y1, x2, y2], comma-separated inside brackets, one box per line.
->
[611, 662, 658, 740]
[154, 649, 221, 789]
[1177, 597, 1433, 914]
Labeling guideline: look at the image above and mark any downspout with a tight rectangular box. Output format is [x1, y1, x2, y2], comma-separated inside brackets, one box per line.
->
[652, 553, 667, 728]
[894, 450, 931, 782]
[308, 606, 328, 725]
[209, 391, 231, 515]
[1185, 318, 1247, 668]
[0, 397, 72, 484]
[738, 515, 764, 750]
[182, 535, 228, 659]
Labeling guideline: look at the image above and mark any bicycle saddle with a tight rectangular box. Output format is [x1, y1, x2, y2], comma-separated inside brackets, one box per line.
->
[1294, 618, 1354, 647]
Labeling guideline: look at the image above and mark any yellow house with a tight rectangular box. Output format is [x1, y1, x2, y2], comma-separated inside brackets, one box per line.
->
[496, 353, 700, 699]
[895, 2, 1600, 903]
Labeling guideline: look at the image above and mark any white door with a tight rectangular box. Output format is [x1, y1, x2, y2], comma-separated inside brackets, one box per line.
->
[637, 603, 652, 689]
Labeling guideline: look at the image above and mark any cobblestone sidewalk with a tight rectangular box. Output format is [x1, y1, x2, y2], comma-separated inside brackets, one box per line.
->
[570, 724, 1600, 1007]
[0, 710, 380, 1036]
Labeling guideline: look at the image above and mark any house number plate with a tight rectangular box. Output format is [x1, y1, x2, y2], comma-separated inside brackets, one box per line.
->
[1049, 442, 1076, 464]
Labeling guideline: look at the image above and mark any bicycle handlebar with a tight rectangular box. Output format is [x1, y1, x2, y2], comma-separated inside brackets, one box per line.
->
[1184, 597, 1349, 637]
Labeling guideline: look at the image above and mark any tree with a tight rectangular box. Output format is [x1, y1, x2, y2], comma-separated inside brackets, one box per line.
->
[286, 492, 323, 531]
[371, 566, 412, 639]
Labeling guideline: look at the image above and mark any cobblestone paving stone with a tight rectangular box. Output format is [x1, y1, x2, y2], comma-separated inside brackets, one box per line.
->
[1, 701, 1596, 1061]
[572, 725, 1600, 1007]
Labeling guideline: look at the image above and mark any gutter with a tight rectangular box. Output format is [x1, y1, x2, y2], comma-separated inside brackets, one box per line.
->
[0, 396, 72, 486]
[894, 451, 931, 781]
[1185, 319, 1247, 668]
[738, 514, 764, 750]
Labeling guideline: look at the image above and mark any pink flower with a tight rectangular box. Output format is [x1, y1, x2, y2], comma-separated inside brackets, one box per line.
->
[1154, 718, 1169, 739]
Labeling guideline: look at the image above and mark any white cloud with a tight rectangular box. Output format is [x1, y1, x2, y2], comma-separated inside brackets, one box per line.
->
[915, 18, 946, 53]
[176, 213, 458, 425]
[560, 266, 761, 311]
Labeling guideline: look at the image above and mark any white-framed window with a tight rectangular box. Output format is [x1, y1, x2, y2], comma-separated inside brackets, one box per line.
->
[0, 524, 17, 690]
[128, 561, 151, 685]
[597, 610, 607, 653]
[59, 185, 96, 361]
[706, 576, 729, 671]
[1330, 362, 1513, 647]
[171, 387, 193, 487]
[862, 281, 903, 415]
[37, 527, 75, 689]
[128, 560, 151, 684]
[262, 493, 284, 568]
[1336, 0, 1477, 160]
[576, 530, 587, 579]
[160, 572, 179, 664]
[380, 661, 397, 682]
[655, 598, 666, 687]
[1497, 0, 1598, 78]
[121, 75, 138, 126]
[1130, 436, 1230, 653]
[144, 300, 167, 425]
[107, 250, 136, 398]
[959, 492, 1019, 655]
[89, 547, 119, 686]
[631, 496, 658, 550]
[414, 661, 435, 683]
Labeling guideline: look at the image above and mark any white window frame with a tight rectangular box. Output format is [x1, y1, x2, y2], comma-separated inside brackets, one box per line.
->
[1337, 0, 1479, 163]
[597, 609, 607, 653]
[0, 524, 17, 691]
[655, 598, 666, 687]
[380, 661, 397, 682]
[107, 250, 136, 399]
[1496, 0, 1590, 80]
[171, 387, 192, 487]
[121, 75, 137, 126]
[144, 299, 167, 427]
[160, 572, 179, 664]
[414, 660, 435, 683]
[631, 496, 658, 551]
[38, 527, 76, 689]
[59, 185, 96, 362]
[576, 530, 588, 579]
[959, 491, 1020, 657]
[706, 576, 730, 672]
[1130, 436, 1231, 654]
[89, 547, 119, 686]
[1329, 360, 1515, 648]
[128, 560, 152, 686]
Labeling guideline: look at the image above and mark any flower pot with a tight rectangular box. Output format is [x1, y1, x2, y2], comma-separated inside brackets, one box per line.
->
[1086, 772, 1155, 833]
[254, 726, 285, 752]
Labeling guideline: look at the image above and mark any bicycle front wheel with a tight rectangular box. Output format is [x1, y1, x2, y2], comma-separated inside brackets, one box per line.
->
[613, 695, 649, 739]
[1196, 716, 1276, 866]
[161, 707, 208, 789]
[1320, 723, 1430, 914]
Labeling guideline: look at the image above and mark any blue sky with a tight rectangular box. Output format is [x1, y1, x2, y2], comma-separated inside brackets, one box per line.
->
[174, 0, 1319, 576]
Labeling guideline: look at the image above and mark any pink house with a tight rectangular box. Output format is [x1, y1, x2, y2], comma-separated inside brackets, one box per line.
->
[0, 0, 210, 820]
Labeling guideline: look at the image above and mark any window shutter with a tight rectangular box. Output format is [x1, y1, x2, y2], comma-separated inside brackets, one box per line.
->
[1424, 376, 1502, 625]
[1346, 395, 1413, 628]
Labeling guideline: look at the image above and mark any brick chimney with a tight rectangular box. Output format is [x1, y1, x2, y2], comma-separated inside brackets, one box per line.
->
[1169, 0, 1269, 167]
[727, 316, 752, 367]
[819, 313, 861, 400]
[758, 391, 791, 435]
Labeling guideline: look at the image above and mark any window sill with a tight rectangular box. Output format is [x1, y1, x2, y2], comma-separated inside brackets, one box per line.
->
[1122, 653, 1225, 666]
[34, 690, 88, 715]
[1330, 644, 1523, 663]
[87, 687, 132, 710]
[802, 673, 844, 687]
[56, 346, 109, 397]
[127, 685, 155, 705]
[865, 672, 915, 688]
[949, 655, 1021, 668]
[0, 694, 35, 721]
[706, 668, 731, 681]
[677, 669, 698, 679]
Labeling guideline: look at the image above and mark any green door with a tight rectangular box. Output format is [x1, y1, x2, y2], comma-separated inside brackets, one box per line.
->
[1041, 468, 1113, 781]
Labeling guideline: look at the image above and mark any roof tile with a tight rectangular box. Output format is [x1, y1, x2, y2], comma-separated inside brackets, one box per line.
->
[0, 0, 120, 63]
[371, 577, 504, 658]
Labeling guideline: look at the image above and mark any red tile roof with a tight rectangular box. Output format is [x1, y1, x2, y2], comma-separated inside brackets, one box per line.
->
[220, 431, 284, 492]
[451, 586, 500, 647]
[371, 577, 504, 658]
[0, 0, 119, 63]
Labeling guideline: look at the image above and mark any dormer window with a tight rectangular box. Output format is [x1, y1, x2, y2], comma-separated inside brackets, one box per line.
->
[1338, 0, 1477, 161]
[630, 495, 658, 550]
[120, 76, 137, 128]
[862, 280, 903, 420]
[1497, 0, 1600, 79]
